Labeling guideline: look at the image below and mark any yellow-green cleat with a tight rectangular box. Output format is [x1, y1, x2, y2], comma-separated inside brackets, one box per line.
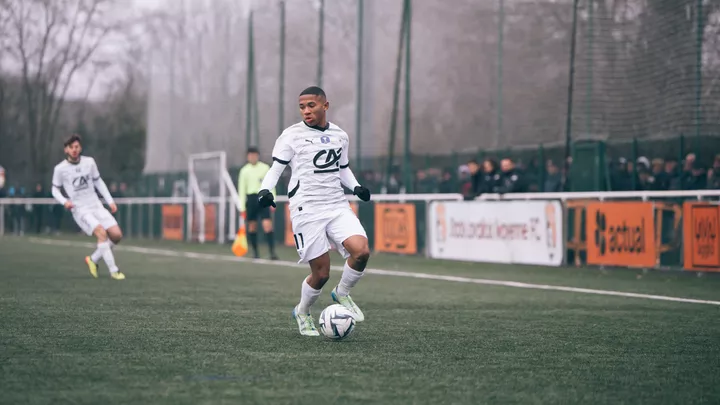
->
[85, 256, 98, 279]
[110, 272, 126, 280]
[331, 287, 365, 322]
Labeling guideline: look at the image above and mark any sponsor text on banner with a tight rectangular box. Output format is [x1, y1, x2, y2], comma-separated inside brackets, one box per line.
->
[427, 200, 563, 266]
[683, 202, 720, 271]
[586, 202, 655, 268]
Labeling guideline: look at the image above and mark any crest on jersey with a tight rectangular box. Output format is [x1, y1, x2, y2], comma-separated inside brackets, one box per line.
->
[72, 175, 90, 191]
[313, 147, 342, 173]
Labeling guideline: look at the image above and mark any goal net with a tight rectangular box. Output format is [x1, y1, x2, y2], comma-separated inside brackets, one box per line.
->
[188, 151, 241, 244]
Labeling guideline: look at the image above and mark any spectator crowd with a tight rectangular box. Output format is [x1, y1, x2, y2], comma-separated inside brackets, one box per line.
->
[353, 152, 720, 200]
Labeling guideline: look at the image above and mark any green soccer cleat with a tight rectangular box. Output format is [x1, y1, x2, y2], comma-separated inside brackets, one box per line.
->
[331, 287, 365, 322]
[292, 305, 320, 337]
[110, 271, 126, 280]
[85, 256, 98, 279]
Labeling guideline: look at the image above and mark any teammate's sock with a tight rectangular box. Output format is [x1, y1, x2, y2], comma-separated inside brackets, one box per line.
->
[90, 245, 103, 263]
[97, 241, 119, 273]
[298, 277, 322, 314]
[91, 240, 116, 263]
[248, 232, 259, 257]
[336, 261, 364, 296]
[265, 231, 276, 254]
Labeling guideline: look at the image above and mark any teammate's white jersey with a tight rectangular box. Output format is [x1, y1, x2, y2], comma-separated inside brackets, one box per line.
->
[272, 121, 351, 215]
[51, 156, 110, 211]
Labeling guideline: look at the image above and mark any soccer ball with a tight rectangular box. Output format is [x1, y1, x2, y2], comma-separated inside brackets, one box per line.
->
[318, 304, 356, 340]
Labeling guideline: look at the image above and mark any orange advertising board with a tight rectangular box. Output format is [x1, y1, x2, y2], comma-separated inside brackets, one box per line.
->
[203, 204, 217, 242]
[190, 204, 216, 242]
[162, 205, 184, 241]
[586, 202, 656, 268]
[683, 203, 720, 272]
[284, 203, 359, 248]
[374, 203, 417, 255]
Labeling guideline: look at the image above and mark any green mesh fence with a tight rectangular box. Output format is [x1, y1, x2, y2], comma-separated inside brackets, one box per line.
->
[572, 0, 717, 140]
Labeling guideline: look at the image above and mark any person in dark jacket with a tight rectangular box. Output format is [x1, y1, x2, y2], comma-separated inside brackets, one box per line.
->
[544, 160, 563, 192]
[663, 158, 682, 190]
[637, 167, 658, 190]
[480, 159, 500, 194]
[708, 155, 720, 190]
[438, 169, 455, 193]
[414, 169, 437, 194]
[611, 158, 633, 191]
[683, 161, 707, 190]
[497, 159, 526, 193]
[466, 159, 483, 196]
[651, 158, 669, 190]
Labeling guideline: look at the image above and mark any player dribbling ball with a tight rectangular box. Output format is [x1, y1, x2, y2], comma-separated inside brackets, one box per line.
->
[256, 87, 372, 337]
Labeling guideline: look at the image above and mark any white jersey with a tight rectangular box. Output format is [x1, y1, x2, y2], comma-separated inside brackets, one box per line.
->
[51, 156, 106, 211]
[272, 121, 351, 215]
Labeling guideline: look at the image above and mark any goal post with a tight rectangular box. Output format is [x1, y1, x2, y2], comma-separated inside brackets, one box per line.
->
[188, 151, 241, 244]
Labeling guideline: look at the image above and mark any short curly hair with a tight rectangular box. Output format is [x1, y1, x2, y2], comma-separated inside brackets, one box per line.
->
[63, 134, 82, 147]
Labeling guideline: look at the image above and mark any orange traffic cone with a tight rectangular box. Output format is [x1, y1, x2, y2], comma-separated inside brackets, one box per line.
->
[232, 214, 248, 257]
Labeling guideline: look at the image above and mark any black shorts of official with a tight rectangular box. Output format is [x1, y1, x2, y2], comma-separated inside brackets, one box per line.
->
[245, 194, 271, 221]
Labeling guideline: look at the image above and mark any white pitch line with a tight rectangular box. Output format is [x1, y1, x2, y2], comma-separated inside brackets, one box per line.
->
[27, 237, 720, 307]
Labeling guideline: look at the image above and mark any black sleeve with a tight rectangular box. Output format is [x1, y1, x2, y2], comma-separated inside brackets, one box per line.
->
[471, 174, 482, 196]
[510, 173, 527, 193]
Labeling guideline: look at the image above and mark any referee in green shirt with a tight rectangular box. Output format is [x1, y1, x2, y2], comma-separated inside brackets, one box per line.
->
[238, 147, 278, 260]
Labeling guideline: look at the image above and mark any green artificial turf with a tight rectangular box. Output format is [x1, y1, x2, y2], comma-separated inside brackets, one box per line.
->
[1, 235, 719, 404]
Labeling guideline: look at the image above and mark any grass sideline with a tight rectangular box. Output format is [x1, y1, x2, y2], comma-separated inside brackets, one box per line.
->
[1, 235, 719, 404]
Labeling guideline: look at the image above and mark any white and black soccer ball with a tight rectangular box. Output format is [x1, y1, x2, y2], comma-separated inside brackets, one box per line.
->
[319, 304, 356, 340]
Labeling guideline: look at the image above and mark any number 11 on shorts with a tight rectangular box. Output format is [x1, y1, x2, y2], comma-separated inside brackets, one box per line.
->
[293, 233, 304, 249]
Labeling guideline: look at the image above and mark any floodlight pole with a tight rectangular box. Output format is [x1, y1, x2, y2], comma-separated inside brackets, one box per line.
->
[245, 10, 255, 150]
[279, 0, 286, 137]
[496, 0, 504, 149]
[317, 0, 325, 87]
[564, 0, 580, 162]
[402, 0, 412, 193]
[355, 0, 364, 172]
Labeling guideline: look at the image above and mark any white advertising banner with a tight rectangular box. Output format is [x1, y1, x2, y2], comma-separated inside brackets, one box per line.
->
[427, 200, 564, 266]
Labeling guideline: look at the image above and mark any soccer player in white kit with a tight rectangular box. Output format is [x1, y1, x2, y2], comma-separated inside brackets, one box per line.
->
[257, 87, 372, 336]
[51, 134, 126, 280]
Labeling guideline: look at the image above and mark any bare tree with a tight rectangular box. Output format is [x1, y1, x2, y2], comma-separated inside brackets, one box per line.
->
[1, 0, 126, 180]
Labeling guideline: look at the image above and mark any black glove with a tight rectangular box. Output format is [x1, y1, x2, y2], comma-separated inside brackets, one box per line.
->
[353, 185, 371, 202]
[257, 189, 276, 208]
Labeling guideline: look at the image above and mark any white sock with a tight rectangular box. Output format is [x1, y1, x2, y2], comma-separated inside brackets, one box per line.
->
[90, 240, 115, 263]
[336, 261, 364, 297]
[90, 244, 103, 263]
[97, 241, 119, 273]
[297, 277, 322, 315]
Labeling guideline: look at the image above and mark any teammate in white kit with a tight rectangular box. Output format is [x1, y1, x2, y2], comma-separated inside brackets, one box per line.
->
[51, 134, 126, 280]
[257, 87, 372, 336]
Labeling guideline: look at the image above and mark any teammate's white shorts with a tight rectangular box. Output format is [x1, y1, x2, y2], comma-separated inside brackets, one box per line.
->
[72, 208, 118, 236]
[290, 207, 367, 263]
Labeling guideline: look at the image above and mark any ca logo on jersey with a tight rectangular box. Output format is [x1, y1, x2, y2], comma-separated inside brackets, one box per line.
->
[313, 147, 342, 173]
[72, 175, 90, 191]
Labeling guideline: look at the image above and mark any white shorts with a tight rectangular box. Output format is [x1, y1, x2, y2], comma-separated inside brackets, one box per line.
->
[290, 207, 367, 263]
[72, 208, 118, 236]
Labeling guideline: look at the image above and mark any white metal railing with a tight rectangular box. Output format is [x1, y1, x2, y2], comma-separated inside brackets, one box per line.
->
[0, 193, 465, 238]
